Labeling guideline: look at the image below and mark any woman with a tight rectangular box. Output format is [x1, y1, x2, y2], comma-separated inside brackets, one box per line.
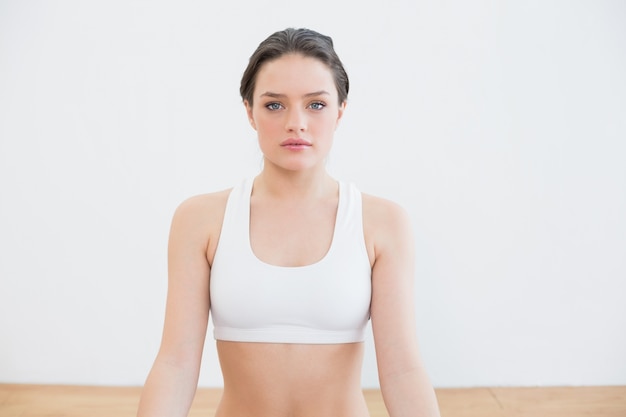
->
[137, 28, 440, 417]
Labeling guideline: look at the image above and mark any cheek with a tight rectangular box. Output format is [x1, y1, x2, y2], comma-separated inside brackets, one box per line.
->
[320, 115, 340, 132]
[255, 116, 279, 133]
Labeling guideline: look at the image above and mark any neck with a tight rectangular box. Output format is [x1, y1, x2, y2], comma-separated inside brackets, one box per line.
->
[253, 165, 336, 201]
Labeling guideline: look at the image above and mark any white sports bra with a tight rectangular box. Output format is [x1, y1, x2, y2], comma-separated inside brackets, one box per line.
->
[209, 177, 372, 344]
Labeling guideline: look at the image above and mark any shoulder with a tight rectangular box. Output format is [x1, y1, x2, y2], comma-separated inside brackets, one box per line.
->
[361, 192, 412, 235]
[173, 188, 232, 222]
[361, 192, 414, 262]
[169, 188, 232, 263]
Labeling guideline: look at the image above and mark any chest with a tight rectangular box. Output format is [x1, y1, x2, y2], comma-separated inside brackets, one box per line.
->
[249, 199, 338, 267]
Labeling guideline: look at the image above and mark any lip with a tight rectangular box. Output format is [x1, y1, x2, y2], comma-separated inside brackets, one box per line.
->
[280, 138, 312, 148]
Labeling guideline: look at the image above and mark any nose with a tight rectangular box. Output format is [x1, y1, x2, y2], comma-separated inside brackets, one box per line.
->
[285, 108, 307, 132]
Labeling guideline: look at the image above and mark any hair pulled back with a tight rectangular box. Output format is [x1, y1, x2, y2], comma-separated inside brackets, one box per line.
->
[240, 28, 349, 106]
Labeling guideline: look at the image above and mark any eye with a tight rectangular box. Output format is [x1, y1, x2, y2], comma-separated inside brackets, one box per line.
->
[308, 101, 326, 110]
[265, 102, 283, 111]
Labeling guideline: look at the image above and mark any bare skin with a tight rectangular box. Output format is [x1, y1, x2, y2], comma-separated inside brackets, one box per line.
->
[215, 342, 369, 416]
[137, 52, 440, 417]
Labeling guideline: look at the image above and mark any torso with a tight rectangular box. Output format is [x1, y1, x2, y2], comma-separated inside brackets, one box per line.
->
[198, 177, 378, 417]
[215, 342, 370, 417]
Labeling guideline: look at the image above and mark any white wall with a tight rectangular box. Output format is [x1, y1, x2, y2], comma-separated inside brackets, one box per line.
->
[1, 0, 625, 388]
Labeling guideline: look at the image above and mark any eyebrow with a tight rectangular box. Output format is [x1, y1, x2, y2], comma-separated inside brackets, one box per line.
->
[259, 90, 330, 99]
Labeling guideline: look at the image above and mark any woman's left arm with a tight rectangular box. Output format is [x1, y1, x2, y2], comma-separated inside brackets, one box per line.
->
[364, 195, 441, 417]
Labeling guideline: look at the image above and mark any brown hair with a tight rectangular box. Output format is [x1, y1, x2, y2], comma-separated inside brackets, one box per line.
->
[240, 28, 349, 106]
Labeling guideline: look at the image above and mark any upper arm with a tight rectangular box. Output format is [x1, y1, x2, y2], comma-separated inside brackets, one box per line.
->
[364, 195, 423, 380]
[157, 193, 224, 366]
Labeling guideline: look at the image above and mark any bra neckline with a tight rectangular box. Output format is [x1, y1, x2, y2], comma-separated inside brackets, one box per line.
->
[244, 178, 343, 270]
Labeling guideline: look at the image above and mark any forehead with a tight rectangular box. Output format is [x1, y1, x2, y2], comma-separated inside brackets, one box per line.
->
[254, 54, 337, 98]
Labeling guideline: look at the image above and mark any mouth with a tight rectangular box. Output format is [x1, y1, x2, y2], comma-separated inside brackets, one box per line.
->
[280, 138, 312, 147]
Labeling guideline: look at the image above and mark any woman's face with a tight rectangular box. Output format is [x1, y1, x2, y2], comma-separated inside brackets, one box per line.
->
[245, 54, 345, 173]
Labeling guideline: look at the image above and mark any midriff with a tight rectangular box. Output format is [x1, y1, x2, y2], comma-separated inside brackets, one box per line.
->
[214, 341, 371, 417]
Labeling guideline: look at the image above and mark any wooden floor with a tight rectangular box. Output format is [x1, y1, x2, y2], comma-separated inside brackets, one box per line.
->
[0, 384, 625, 417]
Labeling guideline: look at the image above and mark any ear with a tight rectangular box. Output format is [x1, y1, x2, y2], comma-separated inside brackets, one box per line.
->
[335, 101, 347, 129]
[244, 100, 256, 130]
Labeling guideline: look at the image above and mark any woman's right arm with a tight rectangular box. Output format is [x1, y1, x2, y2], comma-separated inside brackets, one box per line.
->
[137, 195, 214, 417]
